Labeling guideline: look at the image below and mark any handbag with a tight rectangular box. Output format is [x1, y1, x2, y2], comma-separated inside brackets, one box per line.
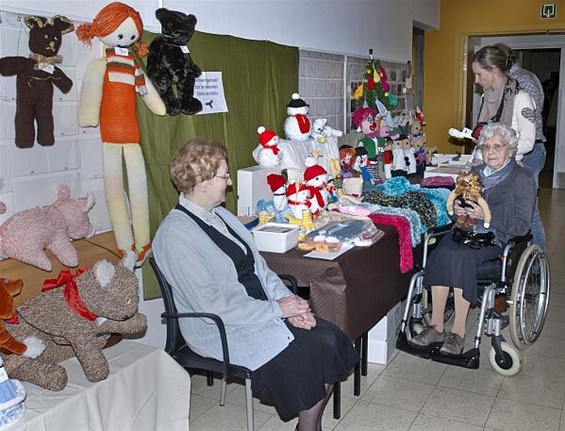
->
[452, 227, 495, 249]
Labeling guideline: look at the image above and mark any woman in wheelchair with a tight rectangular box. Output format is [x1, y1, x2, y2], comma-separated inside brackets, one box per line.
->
[409, 122, 536, 355]
[153, 139, 358, 431]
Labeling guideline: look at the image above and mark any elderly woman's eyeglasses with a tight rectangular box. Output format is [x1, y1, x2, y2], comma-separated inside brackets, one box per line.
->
[214, 173, 231, 181]
[480, 143, 508, 153]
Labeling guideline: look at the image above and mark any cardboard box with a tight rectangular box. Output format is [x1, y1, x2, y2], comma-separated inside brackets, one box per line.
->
[237, 166, 280, 216]
[252, 223, 299, 253]
[367, 302, 403, 364]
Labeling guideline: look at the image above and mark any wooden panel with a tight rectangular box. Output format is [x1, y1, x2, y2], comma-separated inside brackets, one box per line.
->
[0, 231, 120, 307]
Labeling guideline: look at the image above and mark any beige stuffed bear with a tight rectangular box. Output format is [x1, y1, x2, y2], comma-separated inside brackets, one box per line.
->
[1, 251, 147, 391]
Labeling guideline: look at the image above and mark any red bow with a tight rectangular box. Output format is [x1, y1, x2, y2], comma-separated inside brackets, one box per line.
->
[42, 268, 97, 321]
[4, 314, 19, 324]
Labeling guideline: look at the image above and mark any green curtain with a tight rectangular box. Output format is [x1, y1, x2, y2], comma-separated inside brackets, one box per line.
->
[136, 30, 298, 299]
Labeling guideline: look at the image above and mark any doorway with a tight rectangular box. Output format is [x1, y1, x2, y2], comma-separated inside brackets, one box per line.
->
[468, 35, 565, 189]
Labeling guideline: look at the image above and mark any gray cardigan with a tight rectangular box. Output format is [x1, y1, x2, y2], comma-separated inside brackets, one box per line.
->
[479, 164, 537, 245]
[153, 200, 294, 371]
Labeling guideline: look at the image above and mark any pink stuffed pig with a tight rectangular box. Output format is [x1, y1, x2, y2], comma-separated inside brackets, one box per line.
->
[0, 185, 95, 271]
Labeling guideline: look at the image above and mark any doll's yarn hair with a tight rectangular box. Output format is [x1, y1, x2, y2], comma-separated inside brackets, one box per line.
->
[352, 107, 377, 128]
[76, 2, 149, 56]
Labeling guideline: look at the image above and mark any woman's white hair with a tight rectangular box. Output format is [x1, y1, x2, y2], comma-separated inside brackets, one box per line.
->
[476, 122, 519, 153]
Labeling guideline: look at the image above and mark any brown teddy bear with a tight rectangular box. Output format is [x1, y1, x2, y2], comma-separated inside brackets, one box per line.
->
[446, 170, 492, 229]
[0, 251, 147, 391]
[0, 15, 74, 148]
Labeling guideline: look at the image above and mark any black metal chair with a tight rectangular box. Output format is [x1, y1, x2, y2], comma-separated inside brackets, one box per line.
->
[150, 257, 255, 431]
[150, 257, 300, 431]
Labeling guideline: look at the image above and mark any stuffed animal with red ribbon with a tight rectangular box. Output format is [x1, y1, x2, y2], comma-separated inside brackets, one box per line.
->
[0, 251, 146, 391]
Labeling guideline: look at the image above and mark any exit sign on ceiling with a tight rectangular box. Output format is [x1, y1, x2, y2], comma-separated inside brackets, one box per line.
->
[541, 3, 557, 19]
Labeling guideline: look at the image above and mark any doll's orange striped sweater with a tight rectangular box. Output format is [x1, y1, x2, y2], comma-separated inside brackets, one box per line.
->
[100, 48, 147, 144]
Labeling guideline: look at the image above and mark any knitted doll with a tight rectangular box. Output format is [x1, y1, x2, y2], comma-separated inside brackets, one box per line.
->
[339, 145, 357, 179]
[285, 181, 311, 219]
[266, 173, 288, 212]
[0, 15, 74, 148]
[353, 107, 382, 182]
[284, 93, 311, 141]
[76, 2, 166, 263]
[303, 158, 328, 218]
[447, 171, 492, 230]
[255, 126, 281, 167]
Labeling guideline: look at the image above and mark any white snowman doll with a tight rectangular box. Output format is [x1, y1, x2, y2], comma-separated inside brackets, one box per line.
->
[266, 173, 288, 212]
[286, 181, 311, 219]
[283, 93, 312, 141]
[303, 157, 328, 218]
[255, 126, 281, 167]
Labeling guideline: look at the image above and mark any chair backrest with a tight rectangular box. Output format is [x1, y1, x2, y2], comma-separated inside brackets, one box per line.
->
[149, 257, 186, 354]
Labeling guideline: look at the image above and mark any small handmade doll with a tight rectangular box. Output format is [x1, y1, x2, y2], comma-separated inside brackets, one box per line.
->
[339, 145, 357, 179]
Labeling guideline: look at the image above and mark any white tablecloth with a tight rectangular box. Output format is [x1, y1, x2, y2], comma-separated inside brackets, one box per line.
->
[15, 341, 190, 431]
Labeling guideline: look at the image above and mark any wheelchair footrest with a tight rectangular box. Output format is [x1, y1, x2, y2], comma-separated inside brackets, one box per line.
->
[396, 331, 434, 359]
[397, 331, 481, 369]
[431, 348, 480, 369]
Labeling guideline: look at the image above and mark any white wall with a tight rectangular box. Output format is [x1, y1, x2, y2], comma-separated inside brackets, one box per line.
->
[0, 0, 439, 61]
[0, 0, 440, 349]
[164, 0, 440, 61]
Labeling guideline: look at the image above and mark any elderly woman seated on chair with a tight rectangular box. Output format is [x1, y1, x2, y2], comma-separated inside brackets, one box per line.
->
[153, 138, 358, 431]
[409, 122, 536, 355]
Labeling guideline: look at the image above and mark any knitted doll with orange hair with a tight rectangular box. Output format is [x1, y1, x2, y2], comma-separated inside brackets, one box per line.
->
[77, 2, 166, 263]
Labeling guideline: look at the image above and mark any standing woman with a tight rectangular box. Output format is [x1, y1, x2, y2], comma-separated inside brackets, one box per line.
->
[471, 44, 536, 161]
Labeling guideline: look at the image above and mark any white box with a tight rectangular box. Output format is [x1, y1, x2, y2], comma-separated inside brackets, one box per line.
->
[252, 223, 299, 253]
[237, 166, 280, 216]
[431, 153, 457, 165]
[367, 302, 403, 364]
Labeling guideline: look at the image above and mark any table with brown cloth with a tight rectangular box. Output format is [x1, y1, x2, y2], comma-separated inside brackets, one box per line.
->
[261, 224, 420, 342]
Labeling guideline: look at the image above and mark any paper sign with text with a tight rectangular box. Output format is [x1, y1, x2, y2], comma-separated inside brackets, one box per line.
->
[195, 72, 229, 114]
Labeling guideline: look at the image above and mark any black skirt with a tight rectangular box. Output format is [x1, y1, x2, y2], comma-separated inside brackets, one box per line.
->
[423, 234, 502, 304]
[250, 317, 359, 420]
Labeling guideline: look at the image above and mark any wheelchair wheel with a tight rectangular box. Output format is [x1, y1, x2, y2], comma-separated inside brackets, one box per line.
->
[488, 341, 522, 376]
[421, 287, 455, 328]
[509, 244, 550, 350]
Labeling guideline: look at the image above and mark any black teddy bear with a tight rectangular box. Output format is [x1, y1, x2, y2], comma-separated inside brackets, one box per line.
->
[147, 8, 202, 116]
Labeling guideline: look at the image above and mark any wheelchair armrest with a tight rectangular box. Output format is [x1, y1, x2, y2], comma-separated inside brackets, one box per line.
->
[161, 311, 235, 376]
[426, 222, 454, 237]
[506, 232, 533, 247]
[278, 273, 299, 294]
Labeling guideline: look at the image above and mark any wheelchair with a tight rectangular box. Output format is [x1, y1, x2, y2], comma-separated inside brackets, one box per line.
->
[396, 224, 550, 376]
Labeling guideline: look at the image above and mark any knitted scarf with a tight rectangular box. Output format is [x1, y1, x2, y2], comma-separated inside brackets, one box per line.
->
[477, 158, 517, 199]
[477, 78, 518, 128]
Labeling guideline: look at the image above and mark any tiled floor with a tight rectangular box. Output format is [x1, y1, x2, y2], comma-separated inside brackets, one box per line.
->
[188, 186, 565, 431]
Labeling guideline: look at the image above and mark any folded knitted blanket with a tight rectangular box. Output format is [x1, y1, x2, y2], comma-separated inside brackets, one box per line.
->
[420, 176, 455, 189]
